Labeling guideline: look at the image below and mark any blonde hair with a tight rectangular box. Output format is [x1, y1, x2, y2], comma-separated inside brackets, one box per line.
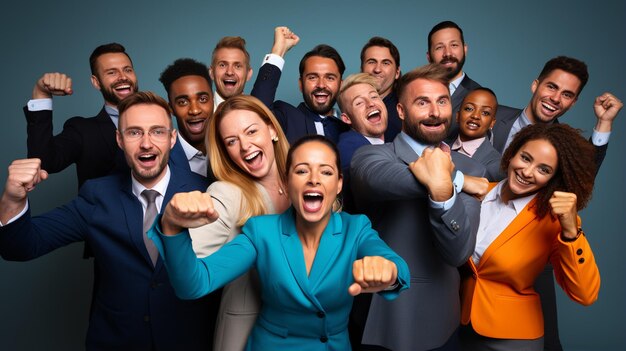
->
[207, 95, 289, 226]
[337, 73, 380, 112]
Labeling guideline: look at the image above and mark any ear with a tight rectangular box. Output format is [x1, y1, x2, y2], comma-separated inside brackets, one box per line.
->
[268, 123, 278, 140]
[90, 75, 101, 90]
[531, 79, 539, 94]
[463, 43, 468, 58]
[337, 174, 343, 195]
[246, 67, 253, 82]
[208, 67, 215, 81]
[170, 129, 177, 150]
[396, 103, 405, 121]
[298, 77, 303, 92]
[340, 112, 352, 125]
[116, 130, 123, 149]
[426, 51, 432, 63]
[395, 66, 401, 80]
[489, 118, 496, 129]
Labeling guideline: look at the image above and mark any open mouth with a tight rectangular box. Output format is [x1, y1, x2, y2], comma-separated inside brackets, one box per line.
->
[465, 121, 481, 130]
[185, 118, 207, 134]
[421, 118, 447, 131]
[113, 81, 134, 96]
[367, 109, 382, 123]
[515, 173, 531, 185]
[541, 101, 558, 114]
[243, 150, 263, 170]
[303, 191, 324, 212]
[138, 153, 157, 166]
[223, 79, 237, 88]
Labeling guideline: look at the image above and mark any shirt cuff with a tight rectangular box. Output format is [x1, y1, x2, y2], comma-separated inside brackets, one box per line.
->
[452, 170, 464, 193]
[429, 190, 457, 211]
[591, 129, 610, 146]
[0, 202, 29, 226]
[27, 98, 53, 111]
[262, 54, 285, 71]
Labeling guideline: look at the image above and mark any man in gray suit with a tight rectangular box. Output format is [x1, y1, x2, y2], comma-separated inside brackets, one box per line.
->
[350, 64, 484, 351]
[426, 21, 481, 142]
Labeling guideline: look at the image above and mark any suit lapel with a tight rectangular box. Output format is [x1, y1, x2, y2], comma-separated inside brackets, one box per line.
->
[279, 209, 324, 311]
[119, 178, 153, 267]
[478, 198, 538, 268]
[308, 213, 343, 291]
[95, 107, 118, 155]
[297, 103, 318, 135]
[393, 135, 419, 165]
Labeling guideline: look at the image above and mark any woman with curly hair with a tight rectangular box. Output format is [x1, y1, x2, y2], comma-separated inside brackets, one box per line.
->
[459, 123, 601, 351]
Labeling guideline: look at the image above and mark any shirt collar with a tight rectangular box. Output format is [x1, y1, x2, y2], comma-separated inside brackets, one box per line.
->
[213, 91, 226, 111]
[177, 134, 204, 161]
[364, 135, 385, 145]
[131, 166, 171, 200]
[485, 179, 536, 213]
[399, 131, 428, 156]
[449, 72, 465, 94]
[105, 105, 119, 128]
[451, 136, 485, 157]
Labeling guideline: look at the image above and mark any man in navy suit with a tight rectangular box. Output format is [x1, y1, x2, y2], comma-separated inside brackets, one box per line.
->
[1, 92, 218, 350]
[24, 43, 139, 190]
[252, 30, 348, 144]
[336, 73, 388, 213]
[426, 21, 482, 142]
[360, 37, 402, 141]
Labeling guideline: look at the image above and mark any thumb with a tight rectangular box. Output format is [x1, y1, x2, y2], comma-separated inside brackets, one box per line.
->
[348, 282, 363, 296]
[39, 169, 49, 181]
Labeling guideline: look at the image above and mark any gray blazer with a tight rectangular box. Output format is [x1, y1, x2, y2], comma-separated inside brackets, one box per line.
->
[471, 138, 505, 182]
[350, 136, 484, 350]
[190, 181, 274, 351]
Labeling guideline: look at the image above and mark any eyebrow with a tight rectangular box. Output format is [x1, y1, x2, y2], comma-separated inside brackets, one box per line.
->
[174, 91, 211, 100]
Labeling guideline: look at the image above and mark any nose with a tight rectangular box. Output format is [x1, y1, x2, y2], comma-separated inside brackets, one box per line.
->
[430, 103, 441, 118]
[521, 165, 533, 178]
[308, 171, 320, 186]
[188, 100, 201, 116]
[225, 64, 234, 75]
[373, 63, 382, 73]
[549, 91, 561, 104]
[140, 132, 153, 149]
[239, 137, 251, 151]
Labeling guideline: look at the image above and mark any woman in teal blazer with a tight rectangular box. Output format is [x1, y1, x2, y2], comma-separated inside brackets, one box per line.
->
[149, 135, 410, 350]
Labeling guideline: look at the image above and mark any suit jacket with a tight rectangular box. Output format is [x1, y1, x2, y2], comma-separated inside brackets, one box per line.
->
[337, 129, 373, 214]
[150, 208, 409, 351]
[24, 106, 126, 189]
[251, 62, 348, 144]
[461, 194, 600, 339]
[24, 106, 212, 189]
[383, 91, 401, 141]
[190, 181, 274, 351]
[491, 106, 608, 171]
[350, 135, 484, 350]
[445, 74, 482, 143]
[469, 138, 504, 182]
[0, 165, 218, 350]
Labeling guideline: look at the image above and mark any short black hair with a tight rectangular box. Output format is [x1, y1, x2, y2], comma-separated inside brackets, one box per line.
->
[89, 43, 132, 75]
[299, 44, 345, 77]
[360, 36, 400, 68]
[427, 21, 465, 51]
[159, 58, 212, 96]
[537, 56, 589, 96]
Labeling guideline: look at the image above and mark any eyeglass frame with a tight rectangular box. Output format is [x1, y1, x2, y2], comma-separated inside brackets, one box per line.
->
[119, 127, 173, 141]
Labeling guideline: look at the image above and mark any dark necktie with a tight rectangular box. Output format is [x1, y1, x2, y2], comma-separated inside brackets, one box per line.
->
[312, 115, 339, 142]
[141, 189, 160, 266]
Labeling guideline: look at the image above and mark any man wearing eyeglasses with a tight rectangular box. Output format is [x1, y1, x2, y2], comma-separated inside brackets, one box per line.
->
[0, 91, 218, 350]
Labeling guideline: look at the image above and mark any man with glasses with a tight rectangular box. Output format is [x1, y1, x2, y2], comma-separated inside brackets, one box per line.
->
[0, 92, 218, 350]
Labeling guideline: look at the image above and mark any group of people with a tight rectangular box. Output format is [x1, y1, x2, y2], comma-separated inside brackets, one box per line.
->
[0, 20, 623, 351]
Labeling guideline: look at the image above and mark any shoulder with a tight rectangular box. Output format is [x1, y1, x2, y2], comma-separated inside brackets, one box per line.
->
[496, 105, 522, 120]
[462, 75, 481, 89]
[338, 130, 367, 146]
[452, 151, 487, 177]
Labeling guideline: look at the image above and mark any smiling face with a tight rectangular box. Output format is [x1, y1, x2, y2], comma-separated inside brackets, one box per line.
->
[527, 69, 580, 124]
[340, 83, 387, 139]
[457, 89, 497, 141]
[91, 52, 139, 106]
[427, 27, 467, 80]
[219, 109, 278, 180]
[299, 56, 342, 116]
[168, 75, 213, 153]
[361, 46, 400, 98]
[398, 78, 451, 144]
[502, 138, 558, 201]
[116, 103, 176, 188]
[210, 48, 252, 99]
[287, 140, 343, 227]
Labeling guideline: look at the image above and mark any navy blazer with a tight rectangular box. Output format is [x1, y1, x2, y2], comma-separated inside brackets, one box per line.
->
[251, 62, 348, 144]
[337, 129, 373, 213]
[383, 91, 401, 141]
[0, 165, 218, 350]
[151, 208, 409, 351]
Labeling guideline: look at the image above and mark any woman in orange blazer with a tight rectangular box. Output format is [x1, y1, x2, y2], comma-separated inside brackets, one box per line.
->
[459, 123, 601, 351]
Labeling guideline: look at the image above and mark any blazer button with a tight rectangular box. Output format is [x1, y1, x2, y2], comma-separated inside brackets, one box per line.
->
[576, 248, 583, 255]
[317, 311, 325, 318]
[450, 220, 460, 232]
[578, 258, 585, 264]
[143, 315, 151, 322]
[320, 336, 328, 343]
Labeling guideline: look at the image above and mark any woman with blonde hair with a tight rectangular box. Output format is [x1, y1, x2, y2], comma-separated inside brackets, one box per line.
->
[189, 95, 290, 350]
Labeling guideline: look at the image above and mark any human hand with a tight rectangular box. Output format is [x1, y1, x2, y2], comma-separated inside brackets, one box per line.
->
[593, 92, 623, 132]
[409, 147, 454, 201]
[0, 159, 48, 223]
[349, 256, 398, 296]
[161, 191, 219, 235]
[32, 72, 73, 99]
[463, 175, 489, 200]
[271, 26, 300, 57]
[549, 191, 578, 239]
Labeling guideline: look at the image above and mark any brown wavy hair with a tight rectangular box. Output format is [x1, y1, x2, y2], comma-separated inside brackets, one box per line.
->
[207, 95, 289, 226]
[500, 123, 596, 218]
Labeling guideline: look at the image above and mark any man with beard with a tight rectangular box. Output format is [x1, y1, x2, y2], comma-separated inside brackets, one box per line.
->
[350, 64, 485, 351]
[1, 92, 218, 350]
[159, 58, 217, 181]
[24, 43, 139, 189]
[209, 36, 253, 111]
[252, 36, 349, 144]
[360, 36, 402, 141]
[427, 21, 482, 142]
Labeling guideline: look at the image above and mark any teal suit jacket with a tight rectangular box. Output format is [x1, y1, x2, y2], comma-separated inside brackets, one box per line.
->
[150, 208, 409, 350]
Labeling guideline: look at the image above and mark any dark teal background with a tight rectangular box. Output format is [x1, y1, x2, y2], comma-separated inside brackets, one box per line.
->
[1, 1, 624, 350]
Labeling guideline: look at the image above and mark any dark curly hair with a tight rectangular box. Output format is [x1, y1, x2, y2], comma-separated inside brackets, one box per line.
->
[159, 58, 212, 96]
[501, 123, 596, 218]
